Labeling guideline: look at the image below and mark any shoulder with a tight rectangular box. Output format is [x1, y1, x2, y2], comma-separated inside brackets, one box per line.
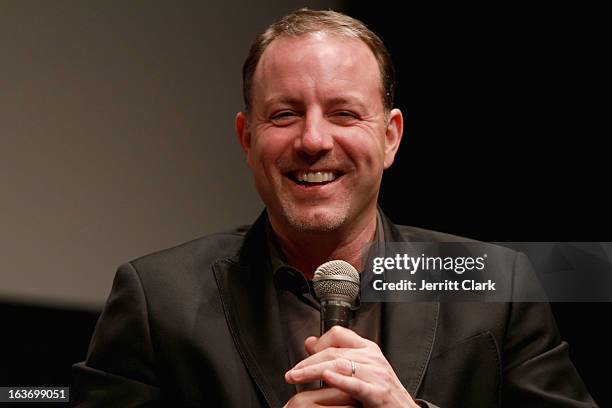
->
[389, 222, 530, 306]
[106, 224, 256, 331]
[119, 224, 251, 300]
[130, 224, 250, 272]
[394, 224, 477, 243]
[393, 223, 519, 262]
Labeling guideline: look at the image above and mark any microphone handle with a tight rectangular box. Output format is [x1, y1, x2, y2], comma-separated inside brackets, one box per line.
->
[320, 299, 352, 333]
[319, 299, 352, 389]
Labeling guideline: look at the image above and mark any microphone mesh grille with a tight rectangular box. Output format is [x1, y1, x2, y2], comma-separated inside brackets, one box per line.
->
[312, 260, 360, 302]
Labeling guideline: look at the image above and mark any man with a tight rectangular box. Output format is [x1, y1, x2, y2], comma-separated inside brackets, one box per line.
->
[72, 9, 596, 407]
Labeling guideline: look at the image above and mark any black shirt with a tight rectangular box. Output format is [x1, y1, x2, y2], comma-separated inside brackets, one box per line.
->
[266, 210, 385, 392]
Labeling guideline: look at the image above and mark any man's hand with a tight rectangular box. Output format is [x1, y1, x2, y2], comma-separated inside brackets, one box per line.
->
[283, 387, 358, 407]
[284, 326, 420, 408]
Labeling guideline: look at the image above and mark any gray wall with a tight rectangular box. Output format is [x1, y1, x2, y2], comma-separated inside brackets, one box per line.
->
[0, 1, 344, 310]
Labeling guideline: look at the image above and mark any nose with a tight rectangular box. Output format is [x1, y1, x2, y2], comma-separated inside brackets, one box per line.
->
[294, 111, 333, 157]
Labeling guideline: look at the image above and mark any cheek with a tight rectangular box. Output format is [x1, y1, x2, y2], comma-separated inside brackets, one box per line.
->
[251, 132, 292, 174]
[336, 132, 386, 170]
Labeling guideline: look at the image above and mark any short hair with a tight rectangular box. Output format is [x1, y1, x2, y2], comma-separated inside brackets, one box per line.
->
[242, 8, 396, 113]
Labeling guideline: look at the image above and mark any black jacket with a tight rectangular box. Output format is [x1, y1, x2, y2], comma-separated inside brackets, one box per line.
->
[72, 210, 596, 407]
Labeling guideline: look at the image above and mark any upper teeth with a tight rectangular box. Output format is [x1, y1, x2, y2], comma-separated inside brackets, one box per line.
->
[296, 171, 337, 183]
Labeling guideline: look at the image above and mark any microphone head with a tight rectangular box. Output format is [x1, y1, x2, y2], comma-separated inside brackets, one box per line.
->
[312, 260, 360, 304]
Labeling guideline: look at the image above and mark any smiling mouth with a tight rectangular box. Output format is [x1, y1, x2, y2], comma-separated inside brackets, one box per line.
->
[287, 170, 344, 186]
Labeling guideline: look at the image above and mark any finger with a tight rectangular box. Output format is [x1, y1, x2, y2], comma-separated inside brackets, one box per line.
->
[322, 406, 356, 408]
[307, 387, 354, 406]
[311, 326, 367, 354]
[284, 386, 356, 406]
[290, 358, 388, 386]
[293, 346, 343, 370]
[304, 336, 318, 356]
[321, 369, 374, 402]
[286, 358, 353, 384]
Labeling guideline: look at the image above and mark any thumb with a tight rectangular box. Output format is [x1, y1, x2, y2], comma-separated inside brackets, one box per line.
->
[304, 336, 319, 355]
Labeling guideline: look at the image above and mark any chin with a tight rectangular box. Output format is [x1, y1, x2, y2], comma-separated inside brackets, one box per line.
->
[282, 203, 351, 233]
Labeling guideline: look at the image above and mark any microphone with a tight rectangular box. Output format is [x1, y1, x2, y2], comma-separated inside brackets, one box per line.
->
[312, 260, 360, 334]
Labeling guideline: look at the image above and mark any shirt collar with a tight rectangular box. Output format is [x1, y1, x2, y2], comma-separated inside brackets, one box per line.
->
[265, 208, 386, 305]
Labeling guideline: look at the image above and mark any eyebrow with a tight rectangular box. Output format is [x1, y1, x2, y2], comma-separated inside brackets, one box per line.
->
[264, 96, 367, 110]
[264, 96, 303, 107]
[325, 96, 367, 111]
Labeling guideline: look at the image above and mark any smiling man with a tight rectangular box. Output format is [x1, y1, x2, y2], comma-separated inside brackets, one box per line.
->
[72, 9, 596, 408]
[235, 28, 402, 279]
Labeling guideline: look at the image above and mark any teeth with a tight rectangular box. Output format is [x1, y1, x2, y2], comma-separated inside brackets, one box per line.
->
[296, 171, 337, 183]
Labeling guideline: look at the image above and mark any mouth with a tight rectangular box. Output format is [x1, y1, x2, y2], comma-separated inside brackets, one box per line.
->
[286, 170, 345, 187]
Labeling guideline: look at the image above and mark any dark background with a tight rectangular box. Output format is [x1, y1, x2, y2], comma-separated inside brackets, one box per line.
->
[349, 3, 609, 406]
[2, 3, 608, 407]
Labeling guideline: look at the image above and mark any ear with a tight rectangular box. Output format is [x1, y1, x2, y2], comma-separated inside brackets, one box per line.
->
[383, 108, 404, 169]
[235, 111, 252, 158]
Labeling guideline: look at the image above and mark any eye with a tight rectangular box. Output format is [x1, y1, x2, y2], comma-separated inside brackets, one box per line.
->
[270, 111, 300, 126]
[331, 111, 358, 124]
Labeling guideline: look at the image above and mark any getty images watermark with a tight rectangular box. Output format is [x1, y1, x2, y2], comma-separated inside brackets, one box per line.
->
[371, 252, 493, 291]
[360, 242, 612, 302]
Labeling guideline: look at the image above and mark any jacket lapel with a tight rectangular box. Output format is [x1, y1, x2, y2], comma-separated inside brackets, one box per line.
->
[379, 211, 440, 397]
[213, 212, 293, 408]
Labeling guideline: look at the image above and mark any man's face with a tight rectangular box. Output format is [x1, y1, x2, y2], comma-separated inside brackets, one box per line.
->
[236, 33, 402, 235]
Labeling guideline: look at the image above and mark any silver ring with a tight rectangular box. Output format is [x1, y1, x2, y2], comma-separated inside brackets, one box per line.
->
[350, 360, 356, 377]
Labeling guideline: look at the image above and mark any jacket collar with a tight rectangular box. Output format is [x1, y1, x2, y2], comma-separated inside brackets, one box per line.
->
[213, 209, 439, 406]
[213, 211, 293, 407]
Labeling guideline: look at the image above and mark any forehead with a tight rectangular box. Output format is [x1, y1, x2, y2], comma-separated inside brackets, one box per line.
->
[253, 33, 382, 105]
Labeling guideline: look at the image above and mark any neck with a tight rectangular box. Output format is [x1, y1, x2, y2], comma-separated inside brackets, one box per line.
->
[269, 208, 378, 280]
